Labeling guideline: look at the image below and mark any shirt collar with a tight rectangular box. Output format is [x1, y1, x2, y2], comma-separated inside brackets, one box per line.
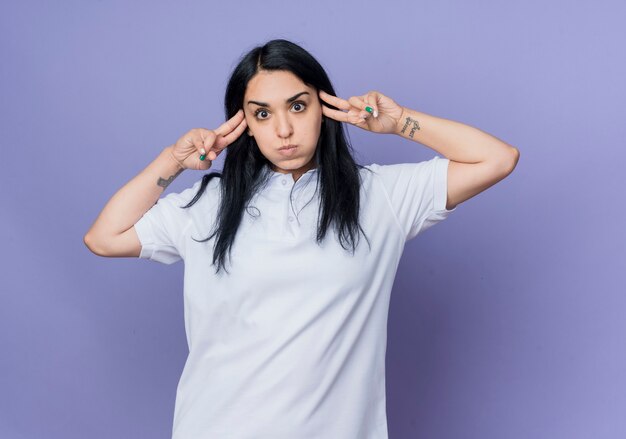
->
[264, 166, 319, 193]
[268, 167, 319, 180]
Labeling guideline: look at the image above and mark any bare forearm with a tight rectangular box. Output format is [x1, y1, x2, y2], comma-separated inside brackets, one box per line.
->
[395, 107, 516, 164]
[85, 145, 184, 240]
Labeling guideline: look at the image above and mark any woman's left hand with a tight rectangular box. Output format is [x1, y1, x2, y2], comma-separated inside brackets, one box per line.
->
[318, 89, 405, 134]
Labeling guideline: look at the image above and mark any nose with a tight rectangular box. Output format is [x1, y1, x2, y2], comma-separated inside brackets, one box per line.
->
[274, 111, 294, 139]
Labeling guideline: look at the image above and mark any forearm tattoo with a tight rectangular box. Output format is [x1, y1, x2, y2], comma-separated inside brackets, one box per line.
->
[400, 116, 421, 138]
[157, 168, 183, 189]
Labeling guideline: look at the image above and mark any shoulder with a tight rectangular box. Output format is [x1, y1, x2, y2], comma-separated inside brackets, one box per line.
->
[361, 156, 448, 182]
[159, 173, 222, 208]
[364, 156, 446, 172]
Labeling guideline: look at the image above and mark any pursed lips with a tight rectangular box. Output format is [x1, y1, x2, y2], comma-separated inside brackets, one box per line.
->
[279, 144, 297, 150]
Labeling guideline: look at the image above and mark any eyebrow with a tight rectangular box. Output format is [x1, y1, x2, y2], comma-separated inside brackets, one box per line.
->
[247, 91, 310, 107]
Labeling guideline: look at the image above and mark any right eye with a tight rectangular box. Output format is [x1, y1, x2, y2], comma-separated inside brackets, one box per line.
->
[254, 109, 269, 120]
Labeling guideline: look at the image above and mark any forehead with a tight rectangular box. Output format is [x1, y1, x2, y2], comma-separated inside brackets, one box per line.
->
[245, 70, 312, 99]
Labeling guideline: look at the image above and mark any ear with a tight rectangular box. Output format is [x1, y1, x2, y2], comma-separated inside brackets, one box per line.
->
[248, 130, 254, 136]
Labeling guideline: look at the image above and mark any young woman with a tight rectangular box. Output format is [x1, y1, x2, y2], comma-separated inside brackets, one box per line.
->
[84, 39, 519, 439]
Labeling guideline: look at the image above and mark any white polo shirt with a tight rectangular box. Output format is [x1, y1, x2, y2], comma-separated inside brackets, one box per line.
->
[134, 155, 457, 439]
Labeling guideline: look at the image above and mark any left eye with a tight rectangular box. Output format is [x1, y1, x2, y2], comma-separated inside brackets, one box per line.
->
[292, 102, 306, 112]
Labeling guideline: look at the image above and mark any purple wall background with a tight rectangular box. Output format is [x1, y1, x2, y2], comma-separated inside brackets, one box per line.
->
[1, 1, 624, 438]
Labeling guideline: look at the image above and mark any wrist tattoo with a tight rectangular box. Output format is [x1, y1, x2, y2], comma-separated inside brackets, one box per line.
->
[157, 168, 183, 189]
[400, 116, 421, 138]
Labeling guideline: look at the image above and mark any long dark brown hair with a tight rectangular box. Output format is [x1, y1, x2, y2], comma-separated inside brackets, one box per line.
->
[183, 39, 371, 275]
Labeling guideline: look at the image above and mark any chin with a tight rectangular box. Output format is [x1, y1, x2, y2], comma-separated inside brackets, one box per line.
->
[272, 158, 314, 172]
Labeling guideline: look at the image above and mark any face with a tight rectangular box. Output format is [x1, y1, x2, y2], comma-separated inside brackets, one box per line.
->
[243, 70, 323, 180]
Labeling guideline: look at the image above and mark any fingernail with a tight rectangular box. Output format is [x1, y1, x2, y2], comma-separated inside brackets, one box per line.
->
[373, 110, 378, 118]
[200, 148, 206, 155]
[365, 106, 373, 114]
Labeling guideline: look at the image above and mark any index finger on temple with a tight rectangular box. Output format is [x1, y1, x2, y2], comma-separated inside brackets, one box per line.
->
[214, 116, 247, 150]
[214, 109, 245, 137]
[318, 90, 351, 112]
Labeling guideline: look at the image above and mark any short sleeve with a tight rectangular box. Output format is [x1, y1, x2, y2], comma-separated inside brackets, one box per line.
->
[369, 156, 457, 241]
[133, 180, 203, 264]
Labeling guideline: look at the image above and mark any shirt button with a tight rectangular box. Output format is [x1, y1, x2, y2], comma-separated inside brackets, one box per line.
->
[281, 179, 287, 185]
[288, 216, 294, 222]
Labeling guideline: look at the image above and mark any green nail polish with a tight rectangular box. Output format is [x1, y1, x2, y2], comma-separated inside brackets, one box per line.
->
[365, 106, 373, 114]
[199, 154, 206, 161]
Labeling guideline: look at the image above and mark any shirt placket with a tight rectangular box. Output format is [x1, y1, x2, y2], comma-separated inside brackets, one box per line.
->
[278, 176, 299, 238]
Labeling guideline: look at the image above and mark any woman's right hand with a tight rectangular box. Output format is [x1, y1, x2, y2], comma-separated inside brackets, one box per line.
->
[171, 109, 248, 170]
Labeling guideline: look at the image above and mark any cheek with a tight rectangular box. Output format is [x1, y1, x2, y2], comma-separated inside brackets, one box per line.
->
[252, 129, 274, 151]
[307, 112, 323, 134]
